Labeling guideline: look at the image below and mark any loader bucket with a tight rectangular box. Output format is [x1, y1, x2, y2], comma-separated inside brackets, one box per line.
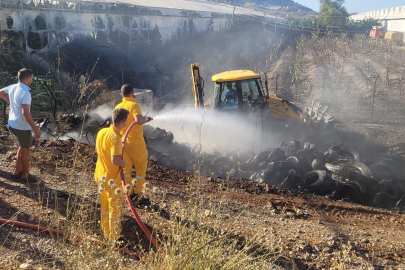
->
[305, 99, 340, 145]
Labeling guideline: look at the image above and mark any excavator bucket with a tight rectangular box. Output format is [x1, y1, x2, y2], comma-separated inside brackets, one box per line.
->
[305, 99, 334, 128]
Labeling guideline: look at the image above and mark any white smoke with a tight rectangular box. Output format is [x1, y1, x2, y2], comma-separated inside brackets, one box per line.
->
[88, 103, 114, 120]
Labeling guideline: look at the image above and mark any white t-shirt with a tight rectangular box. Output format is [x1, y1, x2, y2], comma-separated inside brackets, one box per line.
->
[4, 82, 32, 130]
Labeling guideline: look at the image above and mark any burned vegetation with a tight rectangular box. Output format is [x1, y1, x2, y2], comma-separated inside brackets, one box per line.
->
[1, 1, 405, 268]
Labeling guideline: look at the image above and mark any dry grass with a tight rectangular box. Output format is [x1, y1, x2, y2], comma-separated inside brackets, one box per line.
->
[135, 134, 280, 269]
[140, 185, 280, 269]
[0, 121, 281, 269]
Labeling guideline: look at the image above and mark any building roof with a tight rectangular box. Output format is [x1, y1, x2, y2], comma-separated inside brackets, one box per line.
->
[212, 70, 260, 82]
[350, 5, 405, 20]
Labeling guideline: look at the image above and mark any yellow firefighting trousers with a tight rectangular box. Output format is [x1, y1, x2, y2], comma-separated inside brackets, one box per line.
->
[100, 185, 125, 241]
[123, 143, 148, 194]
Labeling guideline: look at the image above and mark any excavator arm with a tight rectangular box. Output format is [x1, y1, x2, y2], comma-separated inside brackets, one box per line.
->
[191, 64, 204, 109]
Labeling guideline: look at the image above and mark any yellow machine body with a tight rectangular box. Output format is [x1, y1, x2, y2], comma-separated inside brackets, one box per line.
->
[264, 95, 315, 126]
[209, 68, 315, 126]
[190, 63, 204, 109]
[211, 70, 260, 82]
[190, 64, 337, 144]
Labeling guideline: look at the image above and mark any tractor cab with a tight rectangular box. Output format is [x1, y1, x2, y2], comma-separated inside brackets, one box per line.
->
[212, 70, 265, 111]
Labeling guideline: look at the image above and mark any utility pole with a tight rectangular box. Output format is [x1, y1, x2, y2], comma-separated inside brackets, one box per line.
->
[322, 75, 326, 98]
[159, 79, 162, 99]
[57, 45, 61, 85]
[371, 75, 379, 122]
[276, 74, 279, 95]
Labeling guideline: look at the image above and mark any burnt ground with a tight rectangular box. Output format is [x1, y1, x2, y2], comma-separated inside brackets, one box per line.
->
[0, 134, 404, 269]
[265, 34, 405, 152]
[1, 35, 405, 269]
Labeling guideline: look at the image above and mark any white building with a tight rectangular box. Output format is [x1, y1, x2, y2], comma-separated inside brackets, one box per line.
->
[350, 5, 405, 38]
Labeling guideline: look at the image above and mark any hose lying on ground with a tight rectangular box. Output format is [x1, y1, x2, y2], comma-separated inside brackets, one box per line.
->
[0, 218, 141, 258]
[0, 121, 159, 257]
[120, 121, 161, 251]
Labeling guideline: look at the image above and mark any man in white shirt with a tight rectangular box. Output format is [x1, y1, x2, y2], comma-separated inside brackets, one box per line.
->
[0, 68, 41, 182]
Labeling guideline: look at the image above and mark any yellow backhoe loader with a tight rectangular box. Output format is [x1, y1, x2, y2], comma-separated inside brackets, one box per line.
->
[191, 63, 338, 144]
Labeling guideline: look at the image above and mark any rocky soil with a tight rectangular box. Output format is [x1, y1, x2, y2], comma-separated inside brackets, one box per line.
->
[0, 134, 404, 269]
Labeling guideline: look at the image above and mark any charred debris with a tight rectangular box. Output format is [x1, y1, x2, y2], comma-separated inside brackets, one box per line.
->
[52, 114, 405, 211]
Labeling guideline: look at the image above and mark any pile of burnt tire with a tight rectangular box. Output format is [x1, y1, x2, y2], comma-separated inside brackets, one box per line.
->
[144, 125, 405, 210]
[60, 113, 87, 128]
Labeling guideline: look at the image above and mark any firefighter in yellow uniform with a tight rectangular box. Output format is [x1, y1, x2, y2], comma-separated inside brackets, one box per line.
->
[94, 108, 129, 241]
[115, 84, 152, 196]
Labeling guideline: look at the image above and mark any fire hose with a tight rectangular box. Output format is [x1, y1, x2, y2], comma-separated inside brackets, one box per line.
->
[0, 120, 160, 258]
[119, 120, 161, 250]
[0, 218, 140, 258]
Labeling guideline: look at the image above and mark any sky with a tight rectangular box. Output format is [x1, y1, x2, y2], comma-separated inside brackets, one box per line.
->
[294, 0, 405, 13]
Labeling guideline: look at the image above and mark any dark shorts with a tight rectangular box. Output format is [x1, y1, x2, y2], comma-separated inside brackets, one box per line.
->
[9, 126, 32, 148]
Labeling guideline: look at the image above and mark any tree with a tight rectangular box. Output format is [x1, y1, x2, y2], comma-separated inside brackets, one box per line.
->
[318, 0, 348, 27]
[346, 18, 381, 32]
